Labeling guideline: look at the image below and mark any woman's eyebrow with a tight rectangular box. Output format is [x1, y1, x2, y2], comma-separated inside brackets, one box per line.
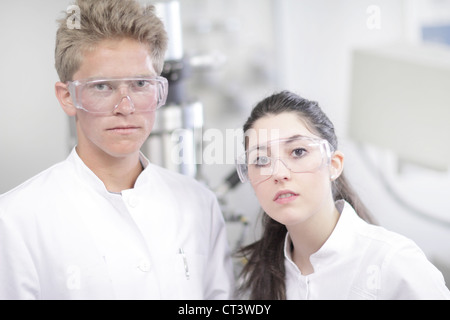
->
[248, 133, 318, 152]
[249, 135, 306, 151]
[284, 134, 304, 142]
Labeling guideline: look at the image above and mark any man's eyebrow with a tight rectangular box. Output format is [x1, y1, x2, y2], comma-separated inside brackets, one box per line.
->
[81, 74, 158, 81]
[134, 73, 157, 77]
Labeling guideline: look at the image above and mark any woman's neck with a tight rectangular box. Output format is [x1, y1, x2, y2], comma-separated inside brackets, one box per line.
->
[287, 200, 340, 275]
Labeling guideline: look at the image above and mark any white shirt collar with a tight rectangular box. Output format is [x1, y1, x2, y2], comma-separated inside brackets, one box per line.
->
[284, 200, 364, 275]
[67, 147, 152, 195]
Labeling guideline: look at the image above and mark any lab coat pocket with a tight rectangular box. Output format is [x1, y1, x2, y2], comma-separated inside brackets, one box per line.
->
[348, 286, 377, 300]
[167, 252, 206, 299]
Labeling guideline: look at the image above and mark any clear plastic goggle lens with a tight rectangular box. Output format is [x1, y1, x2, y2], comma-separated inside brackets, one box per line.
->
[236, 137, 332, 184]
[67, 76, 168, 114]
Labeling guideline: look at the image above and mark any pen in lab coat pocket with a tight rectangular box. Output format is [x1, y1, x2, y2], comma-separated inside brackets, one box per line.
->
[179, 248, 190, 280]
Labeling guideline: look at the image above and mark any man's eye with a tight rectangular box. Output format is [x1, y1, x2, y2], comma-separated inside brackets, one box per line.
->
[93, 83, 111, 91]
[134, 80, 149, 88]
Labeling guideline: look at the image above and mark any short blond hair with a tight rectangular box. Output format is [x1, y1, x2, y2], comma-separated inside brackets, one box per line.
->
[55, 0, 168, 82]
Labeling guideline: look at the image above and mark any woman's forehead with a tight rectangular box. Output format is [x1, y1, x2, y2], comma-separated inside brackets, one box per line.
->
[246, 113, 320, 148]
[246, 134, 319, 154]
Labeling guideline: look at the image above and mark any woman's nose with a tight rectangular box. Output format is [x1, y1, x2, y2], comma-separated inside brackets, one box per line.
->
[271, 159, 291, 182]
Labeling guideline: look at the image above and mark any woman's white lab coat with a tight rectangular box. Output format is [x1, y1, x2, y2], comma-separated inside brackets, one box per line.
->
[284, 200, 450, 300]
[0, 148, 234, 300]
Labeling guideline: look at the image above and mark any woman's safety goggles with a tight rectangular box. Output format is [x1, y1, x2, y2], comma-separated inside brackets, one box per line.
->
[236, 136, 333, 184]
[67, 76, 168, 115]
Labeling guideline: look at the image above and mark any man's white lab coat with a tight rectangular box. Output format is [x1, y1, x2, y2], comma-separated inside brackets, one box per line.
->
[0, 148, 235, 300]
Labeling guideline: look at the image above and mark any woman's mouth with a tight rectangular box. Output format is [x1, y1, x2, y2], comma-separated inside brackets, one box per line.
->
[273, 191, 299, 204]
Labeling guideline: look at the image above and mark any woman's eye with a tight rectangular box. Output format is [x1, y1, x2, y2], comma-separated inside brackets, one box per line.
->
[292, 148, 307, 158]
[255, 156, 271, 166]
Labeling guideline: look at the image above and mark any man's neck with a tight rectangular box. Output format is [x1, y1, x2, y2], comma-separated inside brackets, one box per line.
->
[76, 146, 143, 193]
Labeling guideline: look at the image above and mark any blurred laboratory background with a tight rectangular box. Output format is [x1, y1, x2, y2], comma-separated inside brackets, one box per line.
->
[1, 0, 449, 284]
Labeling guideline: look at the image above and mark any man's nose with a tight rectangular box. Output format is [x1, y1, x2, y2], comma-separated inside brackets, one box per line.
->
[113, 95, 135, 115]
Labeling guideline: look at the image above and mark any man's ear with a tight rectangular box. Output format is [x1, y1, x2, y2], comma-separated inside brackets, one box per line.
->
[329, 150, 344, 181]
[55, 82, 77, 117]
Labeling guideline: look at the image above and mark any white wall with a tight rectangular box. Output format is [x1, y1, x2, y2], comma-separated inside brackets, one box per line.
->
[0, 0, 72, 193]
[273, 0, 406, 137]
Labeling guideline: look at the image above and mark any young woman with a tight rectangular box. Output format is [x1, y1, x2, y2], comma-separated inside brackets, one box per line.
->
[236, 91, 450, 299]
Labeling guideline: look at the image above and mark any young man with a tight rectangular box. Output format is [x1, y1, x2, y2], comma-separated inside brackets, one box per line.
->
[0, 0, 234, 299]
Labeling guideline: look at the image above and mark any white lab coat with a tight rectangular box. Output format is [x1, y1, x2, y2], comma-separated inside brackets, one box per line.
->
[284, 200, 450, 300]
[0, 148, 235, 300]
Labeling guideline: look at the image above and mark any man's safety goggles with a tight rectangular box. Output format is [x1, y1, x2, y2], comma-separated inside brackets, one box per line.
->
[67, 76, 168, 115]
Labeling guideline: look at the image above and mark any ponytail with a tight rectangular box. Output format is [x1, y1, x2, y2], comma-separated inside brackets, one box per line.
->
[333, 172, 375, 224]
[238, 214, 287, 299]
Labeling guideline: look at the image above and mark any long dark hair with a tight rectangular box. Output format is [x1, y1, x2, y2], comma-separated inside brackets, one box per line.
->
[238, 91, 374, 300]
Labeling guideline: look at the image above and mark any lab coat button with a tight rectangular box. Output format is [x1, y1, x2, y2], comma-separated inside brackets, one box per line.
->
[138, 260, 151, 272]
[128, 196, 139, 208]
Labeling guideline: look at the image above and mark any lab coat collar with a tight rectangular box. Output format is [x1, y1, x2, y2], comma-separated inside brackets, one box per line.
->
[284, 200, 363, 275]
[68, 147, 152, 195]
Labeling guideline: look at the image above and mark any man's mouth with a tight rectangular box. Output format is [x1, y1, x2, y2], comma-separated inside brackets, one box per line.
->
[107, 125, 140, 134]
